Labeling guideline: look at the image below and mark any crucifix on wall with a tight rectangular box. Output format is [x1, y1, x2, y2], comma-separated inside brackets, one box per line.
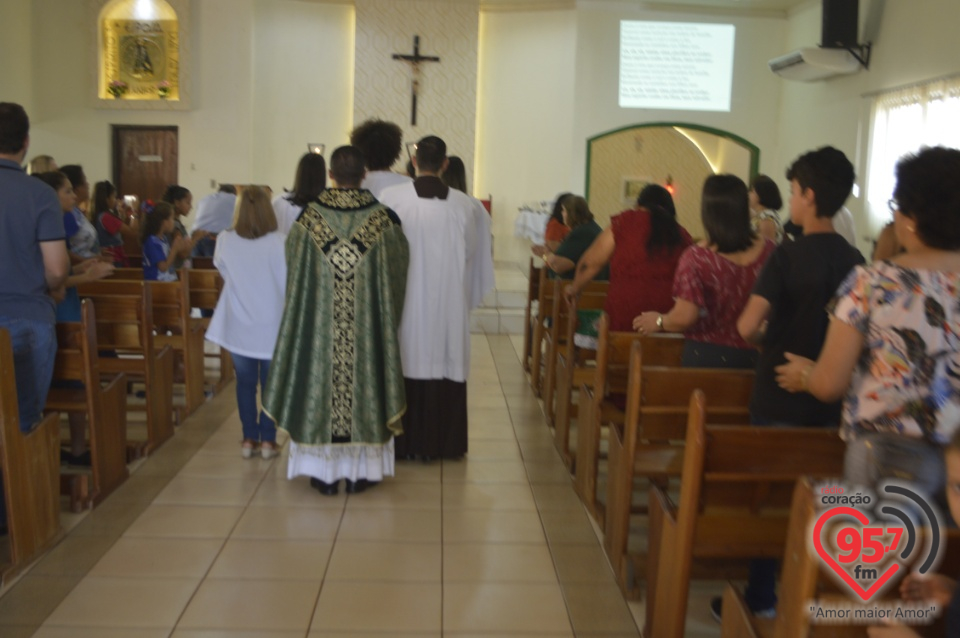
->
[392, 35, 440, 126]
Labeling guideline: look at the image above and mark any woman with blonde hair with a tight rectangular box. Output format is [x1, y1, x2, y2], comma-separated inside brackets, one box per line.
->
[205, 186, 288, 459]
[28, 154, 57, 175]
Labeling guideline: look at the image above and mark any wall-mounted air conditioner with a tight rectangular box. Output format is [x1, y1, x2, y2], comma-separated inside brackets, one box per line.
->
[768, 47, 863, 82]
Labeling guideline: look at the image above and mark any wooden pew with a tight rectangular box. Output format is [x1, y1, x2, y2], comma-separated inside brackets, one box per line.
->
[541, 280, 607, 429]
[551, 288, 610, 468]
[186, 267, 234, 394]
[529, 265, 552, 395]
[521, 257, 543, 373]
[605, 344, 755, 597]
[721, 478, 960, 638]
[0, 329, 62, 585]
[45, 300, 129, 512]
[151, 279, 206, 417]
[574, 315, 684, 522]
[75, 279, 175, 455]
[645, 390, 845, 638]
[192, 256, 215, 270]
[102, 270, 207, 417]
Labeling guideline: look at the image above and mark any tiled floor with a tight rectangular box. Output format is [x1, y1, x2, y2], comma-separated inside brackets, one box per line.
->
[0, 334, 652, 637]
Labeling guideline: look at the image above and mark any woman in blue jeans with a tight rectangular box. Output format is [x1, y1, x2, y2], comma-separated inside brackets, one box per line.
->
[204, 186, 287, 459]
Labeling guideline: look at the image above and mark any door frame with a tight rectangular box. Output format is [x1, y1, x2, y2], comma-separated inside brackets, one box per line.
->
[111, 124, 179, 192]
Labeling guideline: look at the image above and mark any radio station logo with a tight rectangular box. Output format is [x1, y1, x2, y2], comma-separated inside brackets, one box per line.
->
[809, 481, 944, 625]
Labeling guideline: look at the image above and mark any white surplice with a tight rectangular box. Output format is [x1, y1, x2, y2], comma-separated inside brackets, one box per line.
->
[362, 171, 412, 200]
[379, 181, 495, 383]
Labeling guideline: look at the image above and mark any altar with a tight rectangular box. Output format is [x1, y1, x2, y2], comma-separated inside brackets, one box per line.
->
[513, 201, 553, 246]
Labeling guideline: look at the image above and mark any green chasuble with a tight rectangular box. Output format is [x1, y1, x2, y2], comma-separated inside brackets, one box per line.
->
[263, 189, 409, 447]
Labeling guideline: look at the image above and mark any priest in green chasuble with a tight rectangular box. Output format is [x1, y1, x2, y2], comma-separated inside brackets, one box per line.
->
[263, 145, 410, 496]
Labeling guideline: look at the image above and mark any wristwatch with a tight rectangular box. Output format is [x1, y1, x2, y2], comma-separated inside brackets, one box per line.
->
[656, 314, 664, 331]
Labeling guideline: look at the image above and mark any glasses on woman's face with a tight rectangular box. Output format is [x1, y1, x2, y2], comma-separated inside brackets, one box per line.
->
[887, 199, 900, 213]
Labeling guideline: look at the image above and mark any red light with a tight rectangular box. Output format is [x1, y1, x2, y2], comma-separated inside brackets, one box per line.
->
[664, 175, 675, 195]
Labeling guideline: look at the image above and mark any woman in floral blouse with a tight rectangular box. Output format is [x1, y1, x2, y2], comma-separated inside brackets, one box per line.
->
[776, 146, 960, 496]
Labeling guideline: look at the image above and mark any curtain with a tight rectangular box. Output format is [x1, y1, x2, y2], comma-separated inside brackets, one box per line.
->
[866, 77, 960, 225]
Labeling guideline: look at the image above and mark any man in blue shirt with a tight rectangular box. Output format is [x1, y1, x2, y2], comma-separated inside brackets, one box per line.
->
[0, 102, 70, 535]
[0, 102, 70, 432]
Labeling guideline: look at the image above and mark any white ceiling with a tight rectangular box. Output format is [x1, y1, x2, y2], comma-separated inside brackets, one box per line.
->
[479, 0, 816, 16]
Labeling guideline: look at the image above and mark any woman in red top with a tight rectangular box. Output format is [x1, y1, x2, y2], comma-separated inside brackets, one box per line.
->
[531, 193, 571, 257]
[635, 175, 775, 369]
[565, 185, 692, 330]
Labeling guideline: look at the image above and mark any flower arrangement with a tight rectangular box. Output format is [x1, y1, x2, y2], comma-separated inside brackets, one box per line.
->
[108, 80, 128, 99]
[157, 80, 171, 99]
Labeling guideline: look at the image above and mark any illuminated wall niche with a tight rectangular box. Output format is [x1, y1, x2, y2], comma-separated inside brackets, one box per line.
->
[99, 0, 180, 101]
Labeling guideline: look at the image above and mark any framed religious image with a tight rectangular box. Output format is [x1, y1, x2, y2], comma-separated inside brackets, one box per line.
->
[622, 176, 653, 207]
[99, 1, 181, 102]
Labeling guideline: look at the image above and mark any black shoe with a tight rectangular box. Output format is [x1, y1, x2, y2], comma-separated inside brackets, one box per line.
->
[710, 594, 774, 623]
[345, 479, 368, 494]
[60, 449, 93, 467]
[309, 477, 339, 496]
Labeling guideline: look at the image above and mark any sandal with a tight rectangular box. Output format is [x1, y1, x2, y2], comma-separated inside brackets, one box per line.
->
[241, 439, 260, 459]
[260, 441, 280, 460]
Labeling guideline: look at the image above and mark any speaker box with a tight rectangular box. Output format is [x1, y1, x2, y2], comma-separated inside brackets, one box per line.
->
[821, 0, 859, 48]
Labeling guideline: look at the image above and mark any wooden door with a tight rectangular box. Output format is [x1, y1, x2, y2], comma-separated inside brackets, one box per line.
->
[112, 126, 178, 206]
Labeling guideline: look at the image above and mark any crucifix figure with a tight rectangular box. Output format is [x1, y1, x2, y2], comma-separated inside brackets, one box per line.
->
[392, 35, 440, 126]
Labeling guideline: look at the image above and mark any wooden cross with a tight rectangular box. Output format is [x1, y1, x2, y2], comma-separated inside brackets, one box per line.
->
[392, 36, 440, 126]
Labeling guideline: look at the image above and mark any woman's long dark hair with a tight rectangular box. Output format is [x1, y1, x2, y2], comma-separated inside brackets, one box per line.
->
[288, 153, 327, 207]
[550, 192, 572, 225]
[702, 174, 755, 253]
[92, 180, 117, 218]
[637, 184, 682, 254]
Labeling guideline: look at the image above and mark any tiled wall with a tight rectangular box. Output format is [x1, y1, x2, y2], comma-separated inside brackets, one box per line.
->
[354, 0, 479, 180]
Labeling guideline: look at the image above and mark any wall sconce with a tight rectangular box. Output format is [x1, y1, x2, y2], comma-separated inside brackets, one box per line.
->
[307, 143, 325, 155]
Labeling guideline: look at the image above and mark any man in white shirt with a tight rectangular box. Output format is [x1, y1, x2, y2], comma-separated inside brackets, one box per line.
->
[379, 135, 495, 461]
[832, 206, 858, 248]
[351, 118, 412, 199]
[191, 184, 237, 259]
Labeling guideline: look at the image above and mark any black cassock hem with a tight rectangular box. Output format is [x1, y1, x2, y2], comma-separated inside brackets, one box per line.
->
[395, 378, 467, 459]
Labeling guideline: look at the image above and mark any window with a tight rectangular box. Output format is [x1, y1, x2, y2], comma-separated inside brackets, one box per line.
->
[866, 76, 960, 225]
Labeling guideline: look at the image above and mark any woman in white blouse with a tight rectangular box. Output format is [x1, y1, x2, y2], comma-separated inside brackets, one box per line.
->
[206, 187, 288, 459]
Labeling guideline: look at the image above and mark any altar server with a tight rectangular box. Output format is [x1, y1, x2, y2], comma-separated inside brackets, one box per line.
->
[380, 135, 495, 461]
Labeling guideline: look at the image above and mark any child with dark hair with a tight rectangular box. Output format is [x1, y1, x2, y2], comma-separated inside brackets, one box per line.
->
[717, 146, 865, 621]
[161, 185, 197, 269]
[141, 202, 185, 281]
[350, 118, 412, 198]
[92, 180, 130, 266]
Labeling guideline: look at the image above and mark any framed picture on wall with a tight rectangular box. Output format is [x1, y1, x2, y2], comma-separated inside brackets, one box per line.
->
[622, 176, 653, 207]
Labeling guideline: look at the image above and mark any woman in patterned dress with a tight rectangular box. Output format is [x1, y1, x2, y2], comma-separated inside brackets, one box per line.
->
[634, 174, 776, 369]
[776, 146, 960, 497]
